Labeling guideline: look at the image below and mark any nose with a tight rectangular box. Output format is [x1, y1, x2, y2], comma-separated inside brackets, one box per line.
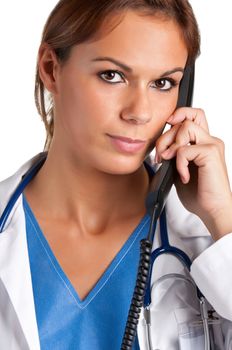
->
[120, 88, 152, 125]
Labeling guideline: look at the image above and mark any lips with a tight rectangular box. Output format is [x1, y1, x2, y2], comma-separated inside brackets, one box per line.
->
[108, 134, 146, 153]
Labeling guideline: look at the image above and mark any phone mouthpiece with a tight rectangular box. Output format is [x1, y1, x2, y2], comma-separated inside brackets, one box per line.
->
[145, 159, 176, 217]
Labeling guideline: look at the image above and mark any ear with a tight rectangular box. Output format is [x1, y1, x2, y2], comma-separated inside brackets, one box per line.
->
[38, 43, 60, 94]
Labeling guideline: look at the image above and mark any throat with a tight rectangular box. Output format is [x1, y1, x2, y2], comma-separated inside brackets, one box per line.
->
[24, 161, 150, 237]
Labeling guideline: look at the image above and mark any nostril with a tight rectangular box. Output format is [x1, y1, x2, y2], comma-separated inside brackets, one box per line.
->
[120, 92, 152, 124]
[120, 111, 151, 125]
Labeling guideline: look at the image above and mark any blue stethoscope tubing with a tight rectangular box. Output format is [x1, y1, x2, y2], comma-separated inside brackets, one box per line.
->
[0, 153, 210, 350]
[143, 209, 210, 350]
[0, 153, 47, 233]
[144, 208, 192, 306]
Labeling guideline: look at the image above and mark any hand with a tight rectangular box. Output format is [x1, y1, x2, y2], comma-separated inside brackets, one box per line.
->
[155, 107, 232, 240]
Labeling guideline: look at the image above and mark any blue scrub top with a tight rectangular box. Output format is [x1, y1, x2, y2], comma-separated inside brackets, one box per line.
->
[23, 195, 150, 349]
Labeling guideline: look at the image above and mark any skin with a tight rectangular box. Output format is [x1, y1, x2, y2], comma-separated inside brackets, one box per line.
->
[25, 10, 232, 300]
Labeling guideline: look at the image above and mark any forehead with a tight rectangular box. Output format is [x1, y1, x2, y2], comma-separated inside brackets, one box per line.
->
[71, 10, 188, 72]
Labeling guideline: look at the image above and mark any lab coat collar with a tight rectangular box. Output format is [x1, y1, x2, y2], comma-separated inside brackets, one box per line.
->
[0, 155, 42, 349]
[0, 153, 45, 230]
[0, 206, 40, 349]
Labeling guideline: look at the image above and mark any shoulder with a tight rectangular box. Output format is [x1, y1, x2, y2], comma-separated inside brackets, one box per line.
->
[0, 153, 45, 216]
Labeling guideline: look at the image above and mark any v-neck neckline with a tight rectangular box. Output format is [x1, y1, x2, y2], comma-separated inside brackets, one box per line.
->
[23, 194, 150, 308]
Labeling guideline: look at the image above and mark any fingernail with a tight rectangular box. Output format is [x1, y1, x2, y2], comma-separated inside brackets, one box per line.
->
[167, 115, 174, 123]
[181, 175, 188, 184]
[154, 153, 161, 163]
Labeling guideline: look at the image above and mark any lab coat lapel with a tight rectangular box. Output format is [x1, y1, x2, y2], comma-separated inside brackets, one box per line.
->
[0, 200, 40, 350]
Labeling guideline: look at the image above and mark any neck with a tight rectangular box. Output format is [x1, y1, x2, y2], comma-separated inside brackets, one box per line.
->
[25, 150, 150, 236]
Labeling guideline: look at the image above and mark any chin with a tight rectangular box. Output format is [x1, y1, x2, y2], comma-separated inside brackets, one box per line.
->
[99, 154, 146, 175]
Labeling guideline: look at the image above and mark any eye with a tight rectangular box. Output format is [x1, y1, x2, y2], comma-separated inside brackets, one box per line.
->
[99, 70, 125, 84]
[152, 78, 177, 91]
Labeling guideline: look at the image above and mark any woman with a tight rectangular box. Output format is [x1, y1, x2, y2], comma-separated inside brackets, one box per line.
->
[0, 0, 232, 349]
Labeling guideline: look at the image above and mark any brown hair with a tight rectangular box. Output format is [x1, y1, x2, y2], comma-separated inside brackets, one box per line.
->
[35, 0, 200, 150]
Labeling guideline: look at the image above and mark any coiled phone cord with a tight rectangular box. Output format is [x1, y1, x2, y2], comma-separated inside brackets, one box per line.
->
[121, 204, 159, 349]
[121, 238, 152, 349]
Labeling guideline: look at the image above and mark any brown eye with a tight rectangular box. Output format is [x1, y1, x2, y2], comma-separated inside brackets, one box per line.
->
[104, 71, 116, 80]
[152, 78, 175, 91]
[155, 79, 166, 88]
[99, 70, 124, 83]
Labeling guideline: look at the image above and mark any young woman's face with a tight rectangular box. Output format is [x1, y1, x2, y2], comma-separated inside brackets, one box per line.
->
[52, 11, 188, 174]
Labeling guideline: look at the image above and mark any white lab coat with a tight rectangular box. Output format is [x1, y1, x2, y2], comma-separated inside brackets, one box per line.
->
[0, 153, 232, 350]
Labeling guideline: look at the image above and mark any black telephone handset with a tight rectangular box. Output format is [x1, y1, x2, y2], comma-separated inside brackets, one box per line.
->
[121, 65, 195, 350]
[146, 64, 195, 218]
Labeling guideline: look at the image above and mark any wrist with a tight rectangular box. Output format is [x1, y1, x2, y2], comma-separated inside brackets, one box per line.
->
[203, 199, 232, 241]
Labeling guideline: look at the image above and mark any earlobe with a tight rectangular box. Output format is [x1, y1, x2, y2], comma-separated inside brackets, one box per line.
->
[38, 43, 60, 94]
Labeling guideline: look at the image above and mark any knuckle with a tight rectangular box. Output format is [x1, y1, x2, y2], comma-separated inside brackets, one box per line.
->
[175, 106, 186, 113]
[213, 136, 224, 144]
[182, 119, 192, 128]
[196, 107, 205, 116]
[212, 136, 225, 151]
[176, 145, 187, 156]
[208, 142, 222, 156]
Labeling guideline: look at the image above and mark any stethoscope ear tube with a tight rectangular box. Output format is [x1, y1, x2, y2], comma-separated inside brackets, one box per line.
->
[0, 153, 47, 233]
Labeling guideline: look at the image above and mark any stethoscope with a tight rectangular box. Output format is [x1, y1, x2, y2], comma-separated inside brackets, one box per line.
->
[0, 153, 212, 350]
[143, 209, 211, 350]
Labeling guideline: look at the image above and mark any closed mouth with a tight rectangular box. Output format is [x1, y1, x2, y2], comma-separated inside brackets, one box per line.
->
[107, 134, 147, 153]
[108, 134, 146, 144]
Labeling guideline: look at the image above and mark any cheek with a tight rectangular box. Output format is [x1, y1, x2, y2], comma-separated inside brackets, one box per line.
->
[65, 80, 119, 126]
[54, 79, 120, 149]
[162, 91, 179, 116]
[151, 90, 179, 126]
[147, 91, 179, 147]
[55, 81, 98, 130]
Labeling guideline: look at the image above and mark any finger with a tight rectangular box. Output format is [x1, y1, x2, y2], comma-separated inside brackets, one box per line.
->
[175, 144, 203, 184]
[160, 120, 213, 160]
[155, 124, 181, 159]
[175, 142, 225, 184]
[167, 107, 209, 133]
[156, 121, 210, 160]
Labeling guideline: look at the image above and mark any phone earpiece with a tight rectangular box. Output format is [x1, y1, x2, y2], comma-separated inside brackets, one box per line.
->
[177, 64, 195, 108]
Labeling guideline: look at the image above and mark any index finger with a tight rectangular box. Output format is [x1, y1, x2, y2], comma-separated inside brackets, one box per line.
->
[167, 107, 209, 133]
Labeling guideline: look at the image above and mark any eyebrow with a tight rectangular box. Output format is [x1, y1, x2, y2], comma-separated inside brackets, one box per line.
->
[92, 56, 184, 76]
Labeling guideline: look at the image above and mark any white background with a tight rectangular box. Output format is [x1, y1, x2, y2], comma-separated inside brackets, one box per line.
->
[0, 1, 232, 180]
